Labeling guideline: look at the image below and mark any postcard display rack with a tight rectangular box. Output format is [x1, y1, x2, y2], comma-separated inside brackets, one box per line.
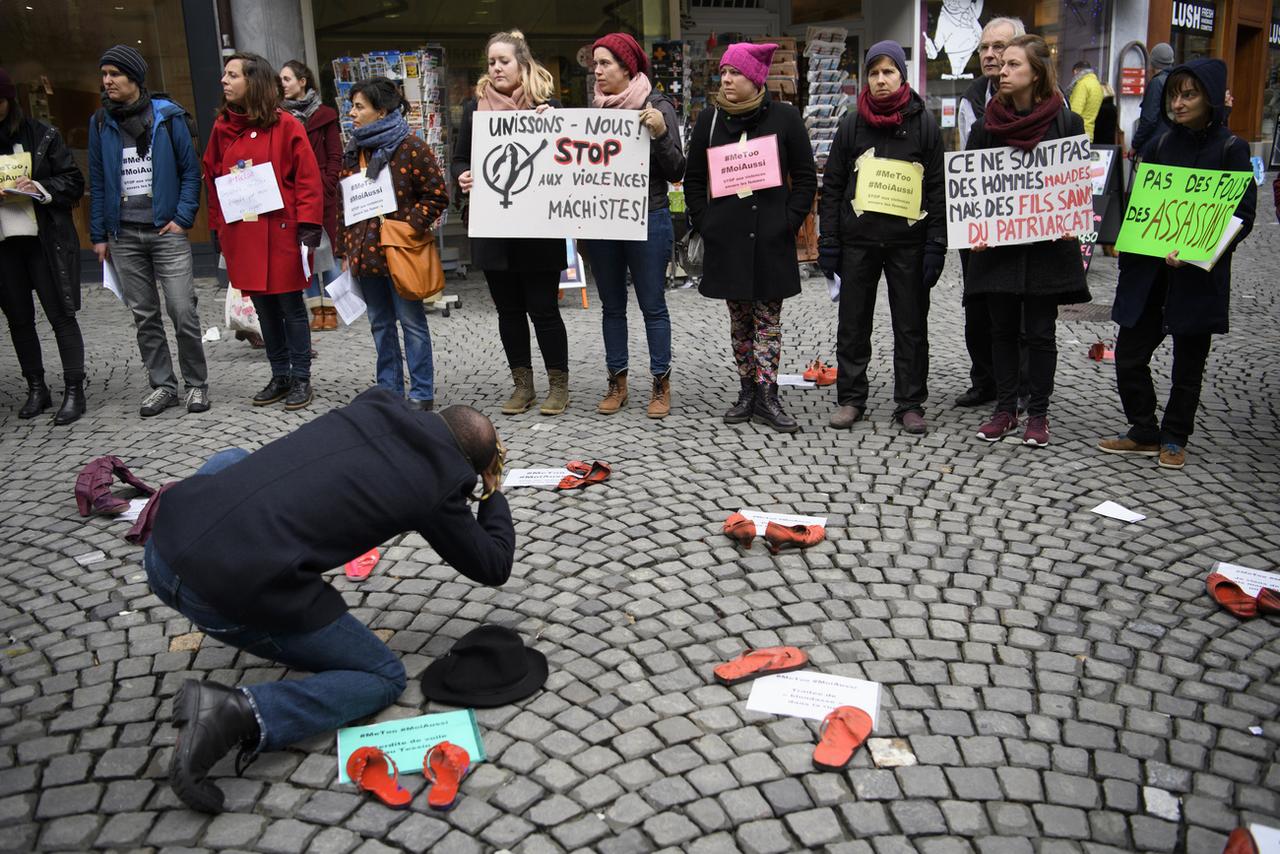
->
[332, 48, 460, 313]
[802, 26, 853, 267]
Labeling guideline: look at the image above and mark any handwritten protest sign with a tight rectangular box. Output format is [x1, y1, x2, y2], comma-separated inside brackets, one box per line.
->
[340, 167, 397, 226]
[1115, 163, 1251, 261]
[469, 109, 650, 240]
[944, 134, 1093, 248]
[707, 134, 782, 198]
[0, 152, 31, 188]
[214, 162, 285, 223]
[336, 709, 484, 783]
[853, 149, 924, 221]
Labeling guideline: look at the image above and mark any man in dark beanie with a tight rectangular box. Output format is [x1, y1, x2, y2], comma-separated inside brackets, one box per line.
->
[1132, 42, 1175, 154]
[90, 43, 209, 418]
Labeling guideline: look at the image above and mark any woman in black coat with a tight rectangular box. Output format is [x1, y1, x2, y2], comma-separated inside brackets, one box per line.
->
[685, 42, 817, 433]
[1098, 58, 1255, 470]
[0, 68, 87, 425]
[965, 35, 1089, 448]
[819, 40, 946, 435]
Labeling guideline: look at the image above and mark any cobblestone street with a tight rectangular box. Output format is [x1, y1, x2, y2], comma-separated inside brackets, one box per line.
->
[0, 222, 1278, 853]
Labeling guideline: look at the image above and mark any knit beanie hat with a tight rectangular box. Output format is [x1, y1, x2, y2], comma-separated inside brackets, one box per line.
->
[865, 40, 908, 82]
[1150, 43, 1175, 71]
[720, 42, 777, 88]
[0, 68, 15, 100]
[592, 33, 649, 78]
[100, 44, 148, 85]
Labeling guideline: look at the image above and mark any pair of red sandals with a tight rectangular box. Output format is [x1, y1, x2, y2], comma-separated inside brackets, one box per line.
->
[803, 359, 837, 386]
[724, 512, 825, 555]
[558, 460, 611, 490]
[346, 741, 470, 811]
[713, 646, 872, 771]
[1206, 572, 1280, 619]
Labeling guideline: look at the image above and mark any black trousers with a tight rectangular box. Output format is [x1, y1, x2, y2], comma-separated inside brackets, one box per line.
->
[988, 294, 1056, 418]
[249, 291, 312, 380]
[485, 269, 568, 372]
[1114, 277, 1212, 447]
[961, 252, 1027, 395]
[0, 236, 84, 383]
[836, 243, 929, 415]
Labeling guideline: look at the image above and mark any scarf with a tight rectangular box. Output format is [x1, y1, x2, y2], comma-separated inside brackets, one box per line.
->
[347, 111, 411, 179]
[714, 87, 765, 116]
[477, 83, 531, 112]
[593, 73, 652, 110]
[283, 88, 321, 124]
[857, 85, 911, 129]
[103, 89, 154, 158]
[983, 92, 1064, 151]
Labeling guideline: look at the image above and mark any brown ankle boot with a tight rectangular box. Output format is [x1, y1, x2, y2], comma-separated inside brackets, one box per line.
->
[597, 370, 628, 414]
[324, 306, 340, 330]
[309, 307, 325, 331]
[647, 372, 671, 419]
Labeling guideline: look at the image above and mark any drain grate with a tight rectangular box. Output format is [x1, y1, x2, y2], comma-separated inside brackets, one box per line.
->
[1058, 303, 1114, 322]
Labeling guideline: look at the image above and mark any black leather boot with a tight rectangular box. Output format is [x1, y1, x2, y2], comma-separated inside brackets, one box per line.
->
[53, 380, 86, 425]
[169, 680, 260, 814]
[752, 382, 798, 433]
[723, 378, 755, 424]
[19, 374, 51, 419]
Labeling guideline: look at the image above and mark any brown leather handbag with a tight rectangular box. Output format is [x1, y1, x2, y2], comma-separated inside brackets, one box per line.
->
[379, 216, 444, 301]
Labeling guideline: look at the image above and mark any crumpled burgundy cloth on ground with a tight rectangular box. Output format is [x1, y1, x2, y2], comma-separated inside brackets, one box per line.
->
[75, 456, 156, 517]
[124, 482, 175, 545]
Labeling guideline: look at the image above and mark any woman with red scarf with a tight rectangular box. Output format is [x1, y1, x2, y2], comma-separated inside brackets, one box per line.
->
[964, 34, 1089, 447]
[819, 40, 946, 435]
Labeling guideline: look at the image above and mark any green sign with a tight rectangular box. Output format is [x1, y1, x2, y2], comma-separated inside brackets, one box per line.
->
[1116, 163, 1252, 261]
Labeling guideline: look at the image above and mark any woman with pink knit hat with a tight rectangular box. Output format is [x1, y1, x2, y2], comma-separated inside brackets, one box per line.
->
[582, 32, 686, 419]
[684, 42, 817, 433]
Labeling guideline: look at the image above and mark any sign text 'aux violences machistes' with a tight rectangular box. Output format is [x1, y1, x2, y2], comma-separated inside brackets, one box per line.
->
[468, 109, 651, 241]
[1114, 163, 1252, 261]
[944, 135, 1094, 248]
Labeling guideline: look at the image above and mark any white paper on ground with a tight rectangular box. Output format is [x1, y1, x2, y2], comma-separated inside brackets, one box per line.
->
[202, 327, 221, 342]
[1250, 824, 1280, 854]
[1212, 562, 1280, 598]
[503, 468, 576, 488]
[103, 261, 123, 301]
[776, 374, 817, 388]
[119, 498, 150, 523]
[74, 550, 106, 566]
[737, 509, 827, 537]
[746, 670, 882, 727]
[1090, 500, 1146, 523]
[324, 270, 366, 325]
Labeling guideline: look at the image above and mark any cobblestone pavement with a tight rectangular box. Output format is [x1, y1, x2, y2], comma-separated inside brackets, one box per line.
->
[1, 221, 1278, 854]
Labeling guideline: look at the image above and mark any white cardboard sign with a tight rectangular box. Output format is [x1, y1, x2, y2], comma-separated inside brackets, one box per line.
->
[120, 146, 153, 197]
[1213, 562, 1280, 598]
[503, 468, 576, 488]
[468, 109, 650, 241]
[214, 162, 285, 223]
[746, 671, 882, 727]
[737, 509, 827, 537]
[340, 167, 398, 226]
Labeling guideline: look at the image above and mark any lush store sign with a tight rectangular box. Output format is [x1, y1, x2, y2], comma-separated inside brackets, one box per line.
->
[1172, 1, 1215, 34]
[1270, 20, 1280, 48]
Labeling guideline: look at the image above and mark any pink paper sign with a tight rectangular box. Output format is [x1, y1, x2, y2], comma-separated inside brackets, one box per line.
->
[708, 134, 783, 198]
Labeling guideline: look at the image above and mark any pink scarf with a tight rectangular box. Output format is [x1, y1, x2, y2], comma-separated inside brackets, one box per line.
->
[593, 73, 652, 109]
[477, 83, 531, 112]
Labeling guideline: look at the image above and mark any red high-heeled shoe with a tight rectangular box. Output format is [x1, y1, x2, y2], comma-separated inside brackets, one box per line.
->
[723, 512, 757, 549]
[764, 521, 825, 554]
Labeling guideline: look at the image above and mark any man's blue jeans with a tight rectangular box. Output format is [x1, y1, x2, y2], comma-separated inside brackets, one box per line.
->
[359, 275, 435, 402]
[584, 209, 673, 376]
[143, 448, 406, 752]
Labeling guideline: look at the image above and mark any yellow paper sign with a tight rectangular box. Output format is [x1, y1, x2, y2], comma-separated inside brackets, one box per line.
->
[852, 149, 925, 222]
[0, 152, 31, 188]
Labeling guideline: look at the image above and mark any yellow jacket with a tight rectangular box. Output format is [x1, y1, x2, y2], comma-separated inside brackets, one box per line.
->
[1069, 71, 1103, 141]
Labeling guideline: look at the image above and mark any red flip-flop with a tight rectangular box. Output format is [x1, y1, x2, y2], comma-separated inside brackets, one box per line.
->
[1206, 572, 1258, 618]
[566, 460, 593, 476]
[1222, 827, 1259, 854]
[558, 460, 611, 490]
[346, 747, 412, 809]
[813, 706, 873, 771]
[345, 548, 380, 581]
[424, 741, 470, 811]
[713, 646, 808, 686]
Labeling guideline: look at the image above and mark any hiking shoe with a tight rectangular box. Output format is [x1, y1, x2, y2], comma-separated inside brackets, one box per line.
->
[185, 387, 211, 414]
[252, 376, 291, 406]
[140, 388, 180, 417]
[1022, 415, 1050, 446]
[1096, 435, 1159, 456]
[1158, 443, 1186, 469]
[829, 404, 863, 429]
[898, 411, 928, 435]
[647, 372, 671, 419]
[597, 370, 628, 414]
[284, 378, 314, 411]
[976, 411, 1019, 442]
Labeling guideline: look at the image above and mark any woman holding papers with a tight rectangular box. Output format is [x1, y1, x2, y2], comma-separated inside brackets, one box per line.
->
[337, 77, 448, 410]
[0, 67, 87, 425]
[204, 52, 324, 411]
[818, 40, 946, 436]
[964, 35, 1089, 448]
[453, 30, 571, 416]
[685, 42, 817, 433]
[1100, 58, 1255, 470]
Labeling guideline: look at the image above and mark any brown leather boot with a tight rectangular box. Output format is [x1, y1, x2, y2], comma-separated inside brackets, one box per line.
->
[324, 306, 340, 330]
[597, 370, 628, 414]
[647, 372, 671, 419]
[502, 367, 537, 415]
[309, 307, 325, 331]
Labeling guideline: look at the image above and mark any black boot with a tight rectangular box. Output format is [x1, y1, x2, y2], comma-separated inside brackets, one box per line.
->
[723, 378, 755, 424]
[169, 680, 260, 814]
[752, 382, 798, 433]
[284, 377, 314, 411]
[18, 375, 51, 419]
[53, 380, 86, 425]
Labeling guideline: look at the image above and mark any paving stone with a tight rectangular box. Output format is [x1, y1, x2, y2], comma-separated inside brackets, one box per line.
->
[736, 818, 796, 854]
[93, 811, 156, 848]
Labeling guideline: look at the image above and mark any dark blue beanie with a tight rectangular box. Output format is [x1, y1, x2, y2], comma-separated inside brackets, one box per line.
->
[866, 40, 908, 82]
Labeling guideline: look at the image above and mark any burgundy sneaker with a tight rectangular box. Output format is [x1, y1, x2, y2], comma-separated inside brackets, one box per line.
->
[1023, 415, 1050, 447]
[976, 411, 1019, 442]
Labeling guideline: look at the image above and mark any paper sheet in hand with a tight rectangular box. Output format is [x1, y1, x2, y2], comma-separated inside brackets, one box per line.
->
[503, 468, 575, 488]
[214, 162, 284, 224]
[324, 270, 366, 325]
[776, 375, 816, 388]
[1090, 500, 1146, 523]
[1212, 562, 1280, 598]
[103, 261, 124, 301]
[1250, 824, 1280, 854]
[336, 709, 484, 784]
[1185, 216, 1243, 272]
[737, 509, 827, 537]
[746, 670, 882, 727]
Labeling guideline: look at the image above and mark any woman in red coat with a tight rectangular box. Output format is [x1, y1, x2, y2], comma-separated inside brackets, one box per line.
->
[203, 51, 324, 410]
[281, 59, 342, 331]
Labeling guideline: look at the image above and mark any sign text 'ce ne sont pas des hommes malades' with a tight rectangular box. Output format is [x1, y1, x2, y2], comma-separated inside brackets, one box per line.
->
[944, 135, 1094, 248]
[468, 109, 651, 241]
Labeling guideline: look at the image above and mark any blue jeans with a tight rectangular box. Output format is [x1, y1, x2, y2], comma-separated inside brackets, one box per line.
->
[249, 291, 311, 380]
[359, 275, 434, 401]
[304, 266, 339, 300]
[143, 448, 407, 752]
[584, 209, 673, 376]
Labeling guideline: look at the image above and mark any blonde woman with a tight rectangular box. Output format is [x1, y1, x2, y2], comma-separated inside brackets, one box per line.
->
[452, 31, 570, 415]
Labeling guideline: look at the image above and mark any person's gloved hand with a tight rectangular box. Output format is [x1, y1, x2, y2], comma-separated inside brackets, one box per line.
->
[297, 223, 322, 248]
[922, 242, 946, 289]
[818, 242, 841, 280]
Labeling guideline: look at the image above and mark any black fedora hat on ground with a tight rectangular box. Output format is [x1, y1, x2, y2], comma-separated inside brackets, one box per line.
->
[420, 625, 548, 708]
